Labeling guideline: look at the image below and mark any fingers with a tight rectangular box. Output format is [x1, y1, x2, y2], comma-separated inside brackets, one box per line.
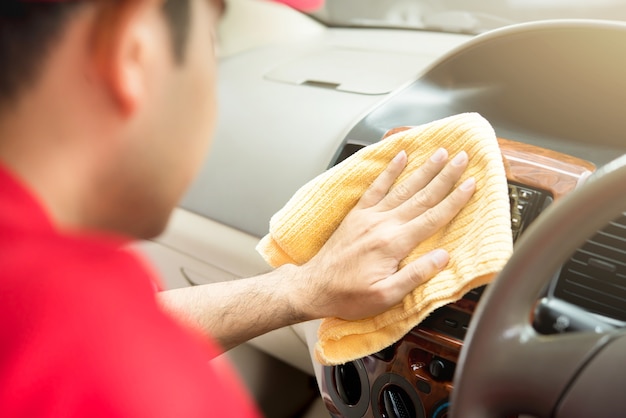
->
[358, 147, 454, 211]
[377, 148, 449, 211]
[400, 175, 476, 246]
[374, 249, 450, 307]
[358, 146, 476, 259]
[372, 153, 476, 306]
[356, 150, 407, 209]
[390, 150, 471, 221]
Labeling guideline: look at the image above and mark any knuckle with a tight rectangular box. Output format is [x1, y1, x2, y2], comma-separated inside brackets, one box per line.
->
[414, 187, 436, 207]
[391, 182, 413, 202]
[406, 263, 427, 284]
[435, 168, 464, 192]
[445, 192, 466, 213]
[406, 260, 436, 286]
[372, 231, 396, 250]
[440, 166, 461, 182]
[419, 208, 441, 231]
[369, 283, 396, 307]
[367, 180, 387, 196]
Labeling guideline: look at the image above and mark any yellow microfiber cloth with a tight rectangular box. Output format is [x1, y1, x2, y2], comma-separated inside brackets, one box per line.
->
[256, 113, 513, 365]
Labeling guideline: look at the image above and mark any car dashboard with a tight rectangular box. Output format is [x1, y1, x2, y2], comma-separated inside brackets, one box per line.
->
[135, 3, 626, 417]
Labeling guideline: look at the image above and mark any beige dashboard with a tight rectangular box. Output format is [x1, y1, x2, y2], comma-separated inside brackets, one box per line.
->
[133, 3, 626, 414]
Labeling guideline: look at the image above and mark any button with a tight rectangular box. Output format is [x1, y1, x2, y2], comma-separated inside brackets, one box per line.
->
[443, 318, 458, 328]
[429, 357, 456, 381]
[415, 379, 431, 394]
[520, 189, 534, 200]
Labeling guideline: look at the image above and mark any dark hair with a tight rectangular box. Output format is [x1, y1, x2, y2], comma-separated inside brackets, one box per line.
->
[0, 0, 191, 108]
[162, 0, 191, 63]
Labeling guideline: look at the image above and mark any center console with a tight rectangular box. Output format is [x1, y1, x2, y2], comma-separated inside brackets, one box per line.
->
[320, 133, 595, 418]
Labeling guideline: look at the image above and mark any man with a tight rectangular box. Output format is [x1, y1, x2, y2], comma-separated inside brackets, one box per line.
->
[0, 0, 475, 416]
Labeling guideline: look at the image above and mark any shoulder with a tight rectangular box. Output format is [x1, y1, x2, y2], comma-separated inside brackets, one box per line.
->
[3, 228, 155, 303]
[0, 231, 259, 417]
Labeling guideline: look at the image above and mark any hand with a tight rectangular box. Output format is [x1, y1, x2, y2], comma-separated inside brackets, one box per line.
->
[295, 148, 476, 321]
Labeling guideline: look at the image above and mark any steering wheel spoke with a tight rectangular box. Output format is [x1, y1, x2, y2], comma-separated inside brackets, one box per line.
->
[458, 321, 611, 417]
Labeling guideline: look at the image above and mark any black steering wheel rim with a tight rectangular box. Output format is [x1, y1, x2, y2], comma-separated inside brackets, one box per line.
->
[450, 154, 626, 418]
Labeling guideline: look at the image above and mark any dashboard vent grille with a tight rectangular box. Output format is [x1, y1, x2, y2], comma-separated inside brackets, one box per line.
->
[554, 212, 626, 321]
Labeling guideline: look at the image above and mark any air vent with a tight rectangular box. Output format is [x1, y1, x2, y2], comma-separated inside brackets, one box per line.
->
[334, 363, 362, 406]
[553, 212, 626, 321]
[371, 374, 425, 418]
[323, 359, 370, 417]
[380, 385, 415, 418]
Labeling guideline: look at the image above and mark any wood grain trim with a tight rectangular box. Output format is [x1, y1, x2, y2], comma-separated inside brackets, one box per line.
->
[383, 127, 596, 200]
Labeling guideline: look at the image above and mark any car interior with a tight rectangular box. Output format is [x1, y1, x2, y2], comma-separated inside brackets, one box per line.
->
[133, 0, 626, 416]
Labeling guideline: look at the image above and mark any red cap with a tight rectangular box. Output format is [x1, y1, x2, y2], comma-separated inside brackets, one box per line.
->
[272, 0, 324, 11]
[22, 0, 324, 12]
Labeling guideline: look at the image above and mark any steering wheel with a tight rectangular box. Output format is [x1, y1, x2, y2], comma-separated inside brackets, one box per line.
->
[450, 154, 626, 418]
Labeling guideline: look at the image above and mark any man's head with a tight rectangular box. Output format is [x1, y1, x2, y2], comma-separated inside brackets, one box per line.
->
[0, 0, 222, 238]
[0, 0, 200, 112]
[0, 0, 317, 240]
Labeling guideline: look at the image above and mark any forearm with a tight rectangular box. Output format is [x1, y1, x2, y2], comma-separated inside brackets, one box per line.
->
[156, 264, 310, 352]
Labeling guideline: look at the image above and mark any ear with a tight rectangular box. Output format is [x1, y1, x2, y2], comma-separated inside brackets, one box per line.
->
[90, 0, 167, 117]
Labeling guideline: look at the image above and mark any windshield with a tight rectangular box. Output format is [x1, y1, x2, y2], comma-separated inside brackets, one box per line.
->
[310, 0, 626, 34]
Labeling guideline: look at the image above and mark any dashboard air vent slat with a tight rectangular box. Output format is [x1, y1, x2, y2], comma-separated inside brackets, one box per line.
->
[554, 213, 626, 321]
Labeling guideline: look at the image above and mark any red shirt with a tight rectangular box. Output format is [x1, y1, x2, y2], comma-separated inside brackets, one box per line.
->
[0, 165, 260, 417]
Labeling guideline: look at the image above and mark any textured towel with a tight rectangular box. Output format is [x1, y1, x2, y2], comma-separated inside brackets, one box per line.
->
[256, 113, 513, 365]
